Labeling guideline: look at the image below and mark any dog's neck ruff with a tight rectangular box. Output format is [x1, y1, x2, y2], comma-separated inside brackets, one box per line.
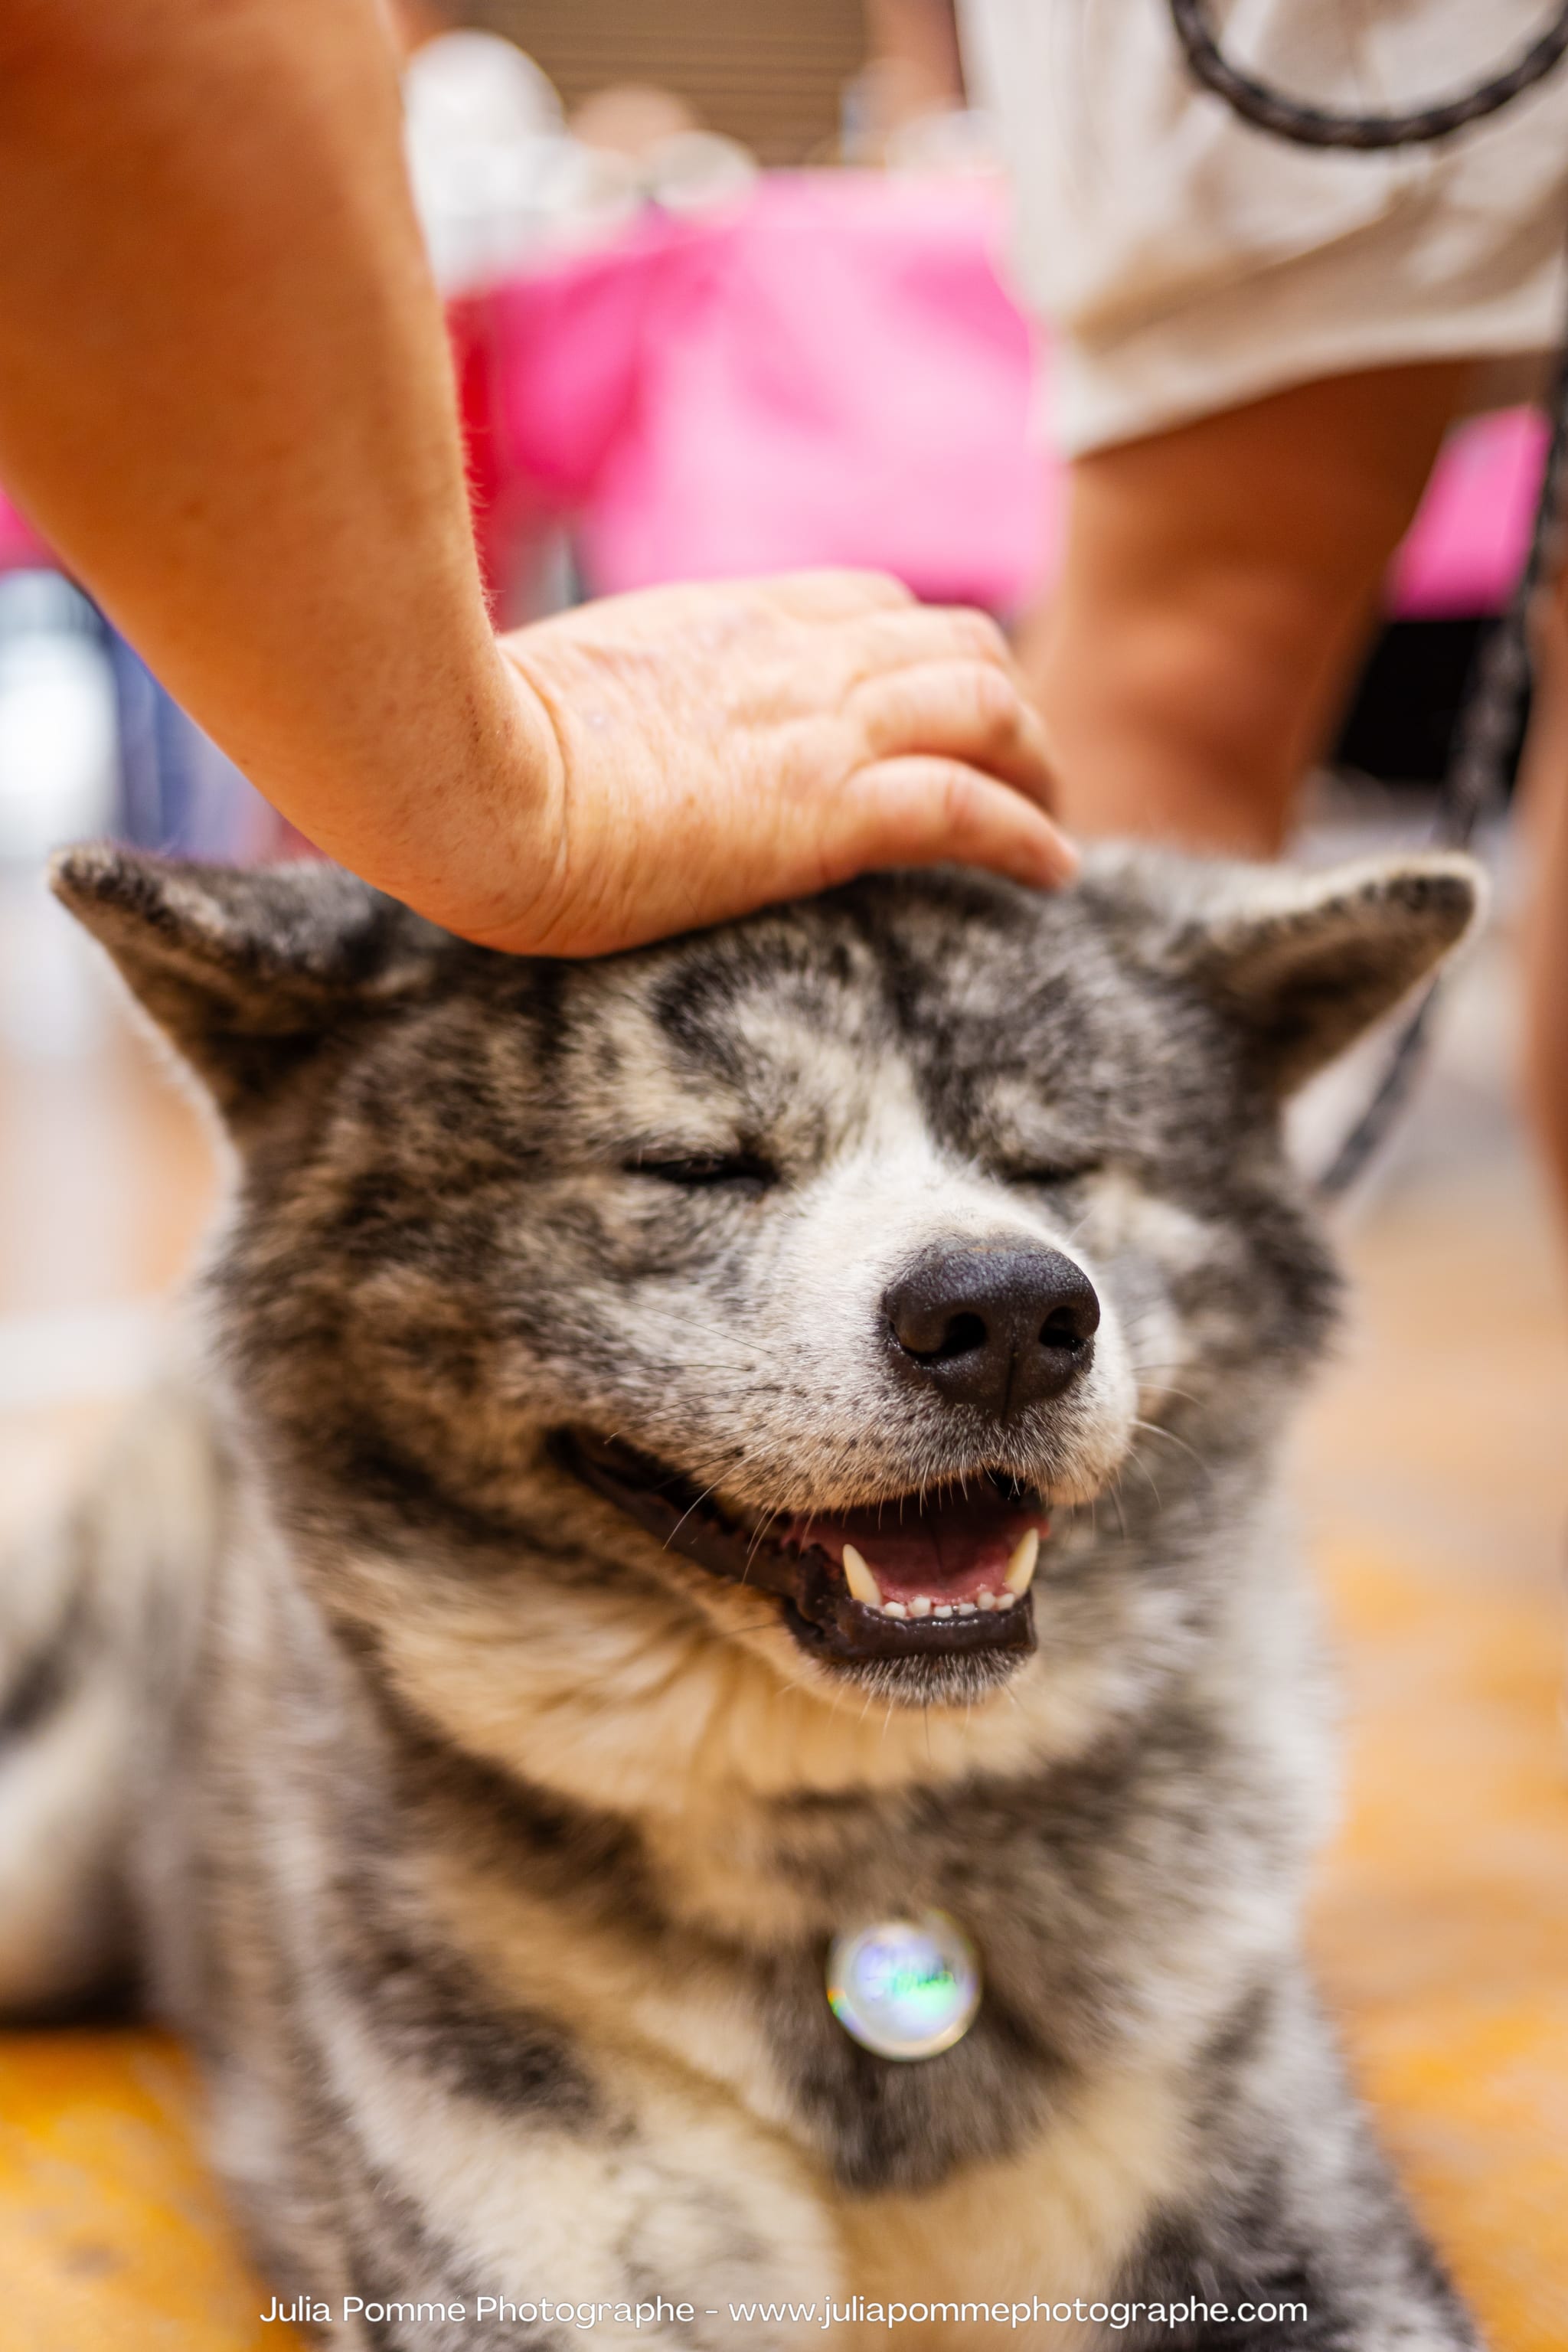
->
[825, 1913, 982, 2060]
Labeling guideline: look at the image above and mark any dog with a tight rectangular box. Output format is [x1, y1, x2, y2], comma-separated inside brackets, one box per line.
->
[0, 841, 1484, 2350]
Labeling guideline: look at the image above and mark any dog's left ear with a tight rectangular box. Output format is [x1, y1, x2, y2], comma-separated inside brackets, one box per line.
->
[1162, 851, 1485, 1096]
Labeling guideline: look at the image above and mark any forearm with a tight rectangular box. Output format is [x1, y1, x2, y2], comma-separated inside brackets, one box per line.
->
[0, 0, 1070, 954]
[0, 0, 533, 923]
[1020, 364, 1468, 854]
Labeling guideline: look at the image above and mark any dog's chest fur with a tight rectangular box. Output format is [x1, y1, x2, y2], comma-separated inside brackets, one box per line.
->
[164, 1447, 1325, 2343]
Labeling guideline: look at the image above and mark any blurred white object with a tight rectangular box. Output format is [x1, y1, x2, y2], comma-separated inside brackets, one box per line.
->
[404, 29, 562, 147]
[403, 36, 759, 294]
[884, 107, 1004, 178]
[0, 573, 117, 862]
[0, 575, 120, 1060]
[641, 131, 757, 215]
[0, 864, 116, 1062]
[403, 31, 569, 293]
[0, 1298, 164, 1413]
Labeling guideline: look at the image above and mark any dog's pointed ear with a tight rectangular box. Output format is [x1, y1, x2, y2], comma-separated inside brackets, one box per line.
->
[1097, 849, 1485, 1097]
[1178, 851, 1484, 1094]
[51, 844, 442, 1122]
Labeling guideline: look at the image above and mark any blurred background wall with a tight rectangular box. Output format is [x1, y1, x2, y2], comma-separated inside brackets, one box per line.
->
[464, 0, 867, 161]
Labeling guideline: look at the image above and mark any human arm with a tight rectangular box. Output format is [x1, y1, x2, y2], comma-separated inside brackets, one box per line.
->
[0, 0, 1072, 954]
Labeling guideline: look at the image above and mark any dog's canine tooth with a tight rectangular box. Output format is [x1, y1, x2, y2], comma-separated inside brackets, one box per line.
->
[841, 1544, 881, 1608]
[1004, 1529, 1040, 1596]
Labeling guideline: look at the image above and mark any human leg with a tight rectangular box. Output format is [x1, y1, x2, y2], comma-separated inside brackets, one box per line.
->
[1021, 363, 1468, 854]
[1517, 574, 1568, 1229]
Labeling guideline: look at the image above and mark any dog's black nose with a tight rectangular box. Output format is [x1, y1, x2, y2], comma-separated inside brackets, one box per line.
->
[883, 1240, 1099, 1416]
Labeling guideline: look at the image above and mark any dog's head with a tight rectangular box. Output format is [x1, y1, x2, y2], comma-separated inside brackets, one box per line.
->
[55, 845, 1478, 1753]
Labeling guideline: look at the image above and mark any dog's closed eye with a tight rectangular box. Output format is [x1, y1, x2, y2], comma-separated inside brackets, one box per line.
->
[628, 1153, 779, 1197]
[1001, 1160, 1100, 1191]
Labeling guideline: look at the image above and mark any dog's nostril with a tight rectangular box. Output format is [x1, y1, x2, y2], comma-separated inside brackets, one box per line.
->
[905, 1308, 988, 1364]
[1041, 1297, 1098, 1351]
[882, 1240, 1101, 1417]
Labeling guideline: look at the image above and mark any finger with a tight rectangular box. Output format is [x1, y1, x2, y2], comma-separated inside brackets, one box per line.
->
[822, 757, 1080, 892]
[840, 603, 1015, 680]
[849, 661, 1059, 803]
[748, 568, 915, 622]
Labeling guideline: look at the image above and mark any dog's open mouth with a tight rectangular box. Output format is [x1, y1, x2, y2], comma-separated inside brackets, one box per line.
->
[551, 1429, 1045, 1666]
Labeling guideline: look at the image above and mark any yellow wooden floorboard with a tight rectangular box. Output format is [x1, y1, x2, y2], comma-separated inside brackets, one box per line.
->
[1312, 1540, 1568, 2352]
[0, 2031, 296, 2352]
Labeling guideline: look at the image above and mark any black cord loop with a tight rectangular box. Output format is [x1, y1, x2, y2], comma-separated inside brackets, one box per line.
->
[1168, 0, 1568, 150]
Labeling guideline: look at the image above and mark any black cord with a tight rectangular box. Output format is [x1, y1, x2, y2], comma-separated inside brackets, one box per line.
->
[1161, 0, 1568, 1194]
[1317, 330, 1568, 1195]
[1168, 0, 1568, 150]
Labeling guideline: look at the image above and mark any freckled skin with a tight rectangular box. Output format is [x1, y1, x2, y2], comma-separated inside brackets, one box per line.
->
[0, 845, 1482, 2351]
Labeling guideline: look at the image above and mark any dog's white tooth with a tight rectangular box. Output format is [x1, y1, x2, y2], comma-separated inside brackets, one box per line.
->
[977, 1590, 997, 1612]
[910, 1596, 933, 1618]
[957, 1600, 978, 1616]
[841, 1544, 881, 1609]
[1004, 1528, 1040, 1596]
[933, 1603, 955, 1619]
[998, 1590, 1018, 1609]
[883, 1600, 908, 1620]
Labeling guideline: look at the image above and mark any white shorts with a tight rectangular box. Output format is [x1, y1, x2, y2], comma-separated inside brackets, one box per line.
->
[959, 0, 1568, 452]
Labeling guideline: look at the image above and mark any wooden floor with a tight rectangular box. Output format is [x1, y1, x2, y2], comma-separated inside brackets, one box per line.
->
[0, 890, 1565, 2350]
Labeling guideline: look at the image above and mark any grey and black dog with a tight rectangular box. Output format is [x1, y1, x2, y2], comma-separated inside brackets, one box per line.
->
[1, 841, 1485, 2351]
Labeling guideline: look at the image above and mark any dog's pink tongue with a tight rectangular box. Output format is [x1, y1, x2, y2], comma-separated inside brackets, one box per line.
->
[784, 1492, 1048, 1605]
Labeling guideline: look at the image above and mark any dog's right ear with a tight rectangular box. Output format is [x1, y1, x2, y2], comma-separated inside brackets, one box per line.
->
[51, 844, 441, 1125]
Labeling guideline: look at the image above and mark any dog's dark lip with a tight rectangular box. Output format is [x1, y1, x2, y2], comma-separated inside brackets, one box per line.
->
[547, 1426, 1040, 1668]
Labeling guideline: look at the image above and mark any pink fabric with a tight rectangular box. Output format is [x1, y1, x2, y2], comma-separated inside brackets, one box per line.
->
[1387, 407, 1550, 620]
[478, 174, 1060, 612]
[0, 488, 48, 574]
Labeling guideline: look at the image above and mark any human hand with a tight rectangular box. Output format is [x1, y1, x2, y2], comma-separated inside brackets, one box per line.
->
[456, 571, 1073, 956]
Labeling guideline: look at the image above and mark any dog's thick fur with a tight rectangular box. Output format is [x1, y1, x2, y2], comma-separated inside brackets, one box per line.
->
[0, 844, 1485, 2350]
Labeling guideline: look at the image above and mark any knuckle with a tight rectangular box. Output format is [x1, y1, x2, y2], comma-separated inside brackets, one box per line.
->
[965, 660, 1023, 732]
[937, 762, 987, 834]
[843, 669, 898, 737]
[946, 608, 1011, 663]
[825, 567, 912, 612]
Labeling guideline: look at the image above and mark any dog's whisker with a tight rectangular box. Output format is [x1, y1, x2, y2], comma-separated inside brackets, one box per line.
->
[1130, 1418, 1214, 1484]
[1123, 1450, 1162, 1507]
[665, 1485, 720, 1547]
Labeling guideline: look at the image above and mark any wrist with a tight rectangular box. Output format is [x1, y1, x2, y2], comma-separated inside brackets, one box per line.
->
[291, 639, 564, 948]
